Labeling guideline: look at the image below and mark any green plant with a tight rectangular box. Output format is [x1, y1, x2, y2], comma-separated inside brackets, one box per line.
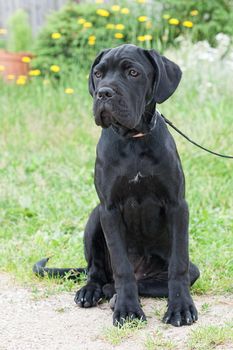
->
[7, 9, 33, 52]
[32, 0, 233, 78]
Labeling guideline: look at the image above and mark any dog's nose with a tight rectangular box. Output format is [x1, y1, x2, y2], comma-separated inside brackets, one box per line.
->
[97, 87, 114, 100]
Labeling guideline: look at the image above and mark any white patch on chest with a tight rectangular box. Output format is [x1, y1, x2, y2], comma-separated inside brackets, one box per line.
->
[129, 171, 145, 184]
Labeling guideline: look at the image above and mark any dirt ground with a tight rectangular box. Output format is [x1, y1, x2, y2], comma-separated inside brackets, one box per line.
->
[0, 273, 233, 350]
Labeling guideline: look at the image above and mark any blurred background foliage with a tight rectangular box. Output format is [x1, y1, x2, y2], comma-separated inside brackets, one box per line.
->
[28, 0, 233, 76]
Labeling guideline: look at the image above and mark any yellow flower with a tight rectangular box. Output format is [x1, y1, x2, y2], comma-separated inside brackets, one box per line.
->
[106, 23, 115, 29]
[7, 74, 15, 80]
[65, 88, 74, 94]
[144, 34, 152, 41]
[168, 18, 179, 25]
[111, 5, 120, 12]
[0, 28, 7, 35]
[95, 0, 104, 3]
[115, 24, 125, 30]
[50, 65, 60, 73]
[190, 10, 199, 16]
[51, 32, 61, 39]
[183, 20, 193, 28]
[88, 40, 95, 46]
[121, 8, 130, 14]
[89, 35, 96, 41]
[163, 14, 170, 19]
[96, 9, 110, 17]
[83, 22, 92, 28]
[21, 56, 31, 63]
[114, 33, 124, 39]
[77, 18, 86, 24]
[16, 77, 27, 85]
[0, 65, 5, 71]
[138, 16, 148, 22]
[29, 69, 41, 76]
[137, 0, 146, 3]
[137, 35, 145, 42]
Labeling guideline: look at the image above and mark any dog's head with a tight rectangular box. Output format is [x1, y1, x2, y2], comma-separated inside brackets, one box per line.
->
[89, 44, 182, 137]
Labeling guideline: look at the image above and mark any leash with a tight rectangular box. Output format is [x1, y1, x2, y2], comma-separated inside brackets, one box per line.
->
[160, 113, 233, 159]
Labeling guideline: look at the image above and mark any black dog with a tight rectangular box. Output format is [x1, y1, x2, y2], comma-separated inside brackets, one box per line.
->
[35, 44, 200, 327]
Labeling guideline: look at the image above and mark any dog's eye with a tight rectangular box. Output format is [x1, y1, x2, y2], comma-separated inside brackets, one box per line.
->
[129, 69, 139, 77]
[94, 71, 102, 78]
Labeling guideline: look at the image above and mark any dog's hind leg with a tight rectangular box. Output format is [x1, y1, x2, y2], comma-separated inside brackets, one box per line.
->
[137, 261, 199, 298]
[75, 205, 113, 308]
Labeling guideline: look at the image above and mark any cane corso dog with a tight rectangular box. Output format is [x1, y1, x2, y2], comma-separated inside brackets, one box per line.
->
[73, 44, 200, 327]
[35, 44, 200, 327]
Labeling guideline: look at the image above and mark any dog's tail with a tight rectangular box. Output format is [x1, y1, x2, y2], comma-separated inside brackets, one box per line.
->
[33, 257, 87, 280]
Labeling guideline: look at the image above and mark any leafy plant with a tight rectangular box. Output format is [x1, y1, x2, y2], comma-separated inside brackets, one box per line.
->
[32, 0, 233, 77]
[7, 9, 33, 52]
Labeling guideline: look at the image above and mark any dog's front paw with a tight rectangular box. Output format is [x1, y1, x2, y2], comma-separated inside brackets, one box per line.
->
[162, 296, 198, 327]
[113, 296, 146, 326]
[74, 282, 102, 308]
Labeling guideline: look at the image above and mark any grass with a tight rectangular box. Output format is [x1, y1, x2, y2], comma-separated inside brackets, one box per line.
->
[144, 331, 176, 350]
[0, 53, 232, 297]
[102, 319, 147, 345]
[187, 324, 233, 350]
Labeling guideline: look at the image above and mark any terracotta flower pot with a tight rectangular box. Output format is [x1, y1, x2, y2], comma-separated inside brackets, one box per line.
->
[0, 50, 33, 82]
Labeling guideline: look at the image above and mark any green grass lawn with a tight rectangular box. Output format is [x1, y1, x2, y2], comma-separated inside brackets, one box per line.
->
[0, 59, 232, 294]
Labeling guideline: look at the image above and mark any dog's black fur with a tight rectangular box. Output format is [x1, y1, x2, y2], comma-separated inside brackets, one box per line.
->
[35, 44, 200, 327]
[74, 44, 200, 326]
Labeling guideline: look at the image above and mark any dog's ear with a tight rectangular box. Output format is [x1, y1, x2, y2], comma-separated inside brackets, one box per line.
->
[144, 49, 182, 103]
[88, 49, 111, 96]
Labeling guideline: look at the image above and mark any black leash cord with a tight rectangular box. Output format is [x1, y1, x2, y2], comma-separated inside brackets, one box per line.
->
[161, 113, 233, 159]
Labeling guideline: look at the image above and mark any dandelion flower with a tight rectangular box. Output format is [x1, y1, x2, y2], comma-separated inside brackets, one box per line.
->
[111, 5, 120, 12]
[77, 18, 86, 24]
[168, 18, 179, 25]
[106, 23, 115, 29]
[83, 22, 92, 28]
[89, 35, 96, 41]
[65, 88, 74, 94]
[115, 24, 125, 30]
[29, 69, 41, 76]
[51, 32, 61, 39]
[95, 0, 104, 3]
[183, 20, 193, 28]
[121, 8, 130, 14]
[0, 65, 5, 71]
[21, 56, 31, 63]
[96, 9, 110, 17]
[137, 35, 145, 42]
[144, 34, 152, 41]
[138, 16, 148, 22]
[50, 65, 60, 73]
[16, 77, 27, 85]
[114, 33, 124, 39]
[190, 10, 198, 16]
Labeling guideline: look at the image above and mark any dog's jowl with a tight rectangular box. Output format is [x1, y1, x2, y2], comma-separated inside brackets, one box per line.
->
[74, 44, 200, 327]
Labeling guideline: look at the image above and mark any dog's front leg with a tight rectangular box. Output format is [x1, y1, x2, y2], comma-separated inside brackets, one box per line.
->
[163, 200, 198, 327]
[100, 205, 146, 326]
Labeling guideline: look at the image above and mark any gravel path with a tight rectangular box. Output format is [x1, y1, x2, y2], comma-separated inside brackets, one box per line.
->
[0, 273, 233, 350]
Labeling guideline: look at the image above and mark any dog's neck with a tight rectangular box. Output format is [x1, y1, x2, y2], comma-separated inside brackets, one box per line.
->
[132, 102, 157, 138]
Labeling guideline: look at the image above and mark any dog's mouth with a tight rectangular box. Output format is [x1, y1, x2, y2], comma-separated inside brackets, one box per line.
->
[98, 110, 139, 137]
